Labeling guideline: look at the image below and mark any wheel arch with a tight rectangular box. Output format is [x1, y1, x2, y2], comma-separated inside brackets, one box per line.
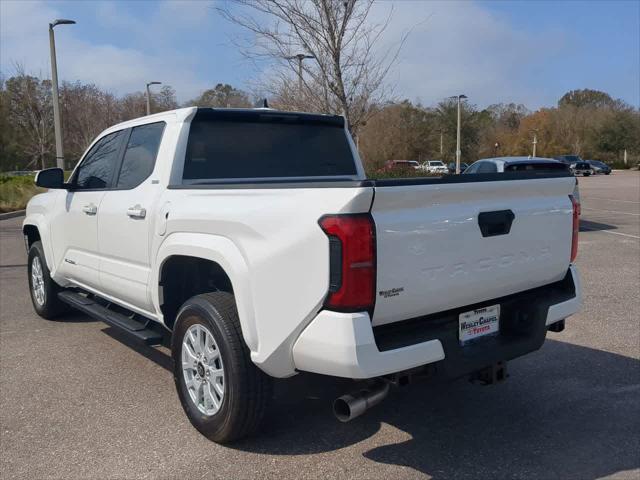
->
[153, 232, 258, 353]
[22, 216, 55, 272]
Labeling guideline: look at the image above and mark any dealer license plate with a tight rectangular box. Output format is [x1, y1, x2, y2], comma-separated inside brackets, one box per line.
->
[459, 304, 500, 345]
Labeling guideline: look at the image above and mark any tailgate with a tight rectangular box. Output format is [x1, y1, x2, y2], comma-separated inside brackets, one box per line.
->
[371, 176, 575, 326]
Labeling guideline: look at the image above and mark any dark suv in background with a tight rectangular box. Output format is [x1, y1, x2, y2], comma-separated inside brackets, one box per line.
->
[587, 160, 612, 175]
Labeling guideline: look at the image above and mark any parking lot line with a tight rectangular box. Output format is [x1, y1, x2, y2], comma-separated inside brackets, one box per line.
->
[580, 227, 640, 240]
[585, 197, 640, 204]
[581, 207, 640, 216]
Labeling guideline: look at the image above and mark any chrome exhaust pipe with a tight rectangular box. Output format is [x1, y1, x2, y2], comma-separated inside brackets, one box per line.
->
[333, 382, 390, 422]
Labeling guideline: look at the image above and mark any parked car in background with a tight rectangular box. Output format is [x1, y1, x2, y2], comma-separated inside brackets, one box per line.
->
[378, 160, 420, 173]
[570, 161, 593, 176]
[465, 157, 581, 210]
[554, 155, 582, 165]
[587, 160, 611, 175]
[418, 160, 448, 174]
[447, 162, 469, 173]
[464, 157, 569, 174]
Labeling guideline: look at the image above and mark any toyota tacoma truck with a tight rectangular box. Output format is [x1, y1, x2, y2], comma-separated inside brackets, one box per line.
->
[23, 107, 581, 443]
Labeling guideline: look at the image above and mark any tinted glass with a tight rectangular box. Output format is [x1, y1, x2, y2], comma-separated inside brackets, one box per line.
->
[463, 162, 480, 174]
[116, 122, 165, 189]
[75, 130, 126, 189]
[477, 162, 498, 173]
[183, 118, 357, 180]
[505, 162, 568, 172]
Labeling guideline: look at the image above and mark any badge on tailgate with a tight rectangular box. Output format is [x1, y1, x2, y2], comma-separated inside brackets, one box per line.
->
[459, 304, 500, 345]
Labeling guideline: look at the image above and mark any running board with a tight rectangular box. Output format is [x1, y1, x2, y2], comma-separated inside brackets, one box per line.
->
[58, 291, 163, 345]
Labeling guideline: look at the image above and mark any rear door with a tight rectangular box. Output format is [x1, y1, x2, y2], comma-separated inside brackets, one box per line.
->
[50, 130, 127, 290]
[97, 122, 166, 312]
[370, 175, 576, 326]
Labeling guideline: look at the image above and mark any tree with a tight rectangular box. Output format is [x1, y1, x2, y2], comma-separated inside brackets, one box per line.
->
[154, 85, 179, 112]
[185, 83, 251, 108]
[217, 0, 404, 134]
[558, 89, 621, 110]
[3, 73, 54, 170]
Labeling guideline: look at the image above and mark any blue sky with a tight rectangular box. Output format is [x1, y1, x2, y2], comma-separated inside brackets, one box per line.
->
[1, 0, 638, 109]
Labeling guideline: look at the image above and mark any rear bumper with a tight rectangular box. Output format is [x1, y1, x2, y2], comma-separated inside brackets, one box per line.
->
[292, 266, 580, 380]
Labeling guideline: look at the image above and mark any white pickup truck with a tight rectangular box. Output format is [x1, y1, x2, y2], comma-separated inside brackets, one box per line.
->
[24, 107, 581, 443]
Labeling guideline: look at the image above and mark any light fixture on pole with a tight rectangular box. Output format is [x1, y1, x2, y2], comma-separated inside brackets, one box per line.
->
[146, 81, 162, 116]
[286, 54, 315, 92]
[449, 94, 467, 174]
[49, 18, 76, 170]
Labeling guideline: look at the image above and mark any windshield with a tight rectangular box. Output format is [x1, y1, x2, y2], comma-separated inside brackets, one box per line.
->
[429, 161, 445, 166]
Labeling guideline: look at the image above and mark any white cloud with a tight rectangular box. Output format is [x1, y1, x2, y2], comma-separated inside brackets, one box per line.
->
[0, 0, 573, 109]
[370, 1, 568, 108]
[0, 0, 210, 101]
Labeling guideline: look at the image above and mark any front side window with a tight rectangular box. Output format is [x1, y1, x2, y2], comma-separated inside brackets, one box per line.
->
[463, 162, 481, 174]
[116, 122, 165, 189]
[75, 130, 126, 189]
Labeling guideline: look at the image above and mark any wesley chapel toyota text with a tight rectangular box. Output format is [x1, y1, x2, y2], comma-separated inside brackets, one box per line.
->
[23, 107, 581, 442]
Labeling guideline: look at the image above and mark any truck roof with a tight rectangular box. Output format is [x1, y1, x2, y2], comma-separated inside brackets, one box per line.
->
[100, 107, 344, 137]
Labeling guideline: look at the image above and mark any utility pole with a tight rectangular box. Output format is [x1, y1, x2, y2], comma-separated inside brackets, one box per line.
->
[287, 53, 315, 92]
[440, 130, 444, 156]
[49, 19, 75, 170]
[146, 81, 162, 116]
[450, 94, 467, 174]
[532, 130, 538, 157]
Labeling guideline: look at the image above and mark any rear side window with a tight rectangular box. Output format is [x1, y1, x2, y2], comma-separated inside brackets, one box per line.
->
[116, 122, 165, 189]
[75, 130, 127, 189]
[183, 116, 357, 181]
[476, 162, 497, 173]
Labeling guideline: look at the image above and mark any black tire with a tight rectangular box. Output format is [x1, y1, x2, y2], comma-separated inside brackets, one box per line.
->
[171, 292, 272, 443]
[27, 241, 68, 319]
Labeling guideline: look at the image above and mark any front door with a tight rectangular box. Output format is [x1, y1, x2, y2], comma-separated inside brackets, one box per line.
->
[50, 129, 127, 291]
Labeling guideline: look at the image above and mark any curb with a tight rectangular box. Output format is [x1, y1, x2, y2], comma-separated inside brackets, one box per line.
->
[0, 210, 25, 221]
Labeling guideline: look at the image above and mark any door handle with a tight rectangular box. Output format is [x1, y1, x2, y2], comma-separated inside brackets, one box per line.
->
[82, 204, 97, 215]
[126, 205, 147, 219]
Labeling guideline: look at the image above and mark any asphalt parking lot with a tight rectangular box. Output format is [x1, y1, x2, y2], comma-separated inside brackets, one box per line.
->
[1, 171, 638, 480]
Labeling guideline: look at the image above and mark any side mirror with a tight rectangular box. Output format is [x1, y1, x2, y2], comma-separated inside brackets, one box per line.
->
[35, 168, 65, 189]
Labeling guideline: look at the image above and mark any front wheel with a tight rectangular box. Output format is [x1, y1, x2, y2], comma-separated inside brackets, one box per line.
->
[171, 292, 272, 443]
[27, 241, 68, 319]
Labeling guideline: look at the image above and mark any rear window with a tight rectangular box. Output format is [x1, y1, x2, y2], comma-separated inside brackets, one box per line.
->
[183, 112, 357, 181]
[505, 162, 568, 172]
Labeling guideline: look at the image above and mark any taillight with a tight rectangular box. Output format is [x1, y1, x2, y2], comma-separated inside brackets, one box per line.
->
[570, 195, 579, 262]
[319, 214, 376, 312]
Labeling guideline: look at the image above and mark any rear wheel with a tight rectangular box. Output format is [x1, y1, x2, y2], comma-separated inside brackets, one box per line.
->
[171, 292, 272, 443]
[27, 241, 68, 319]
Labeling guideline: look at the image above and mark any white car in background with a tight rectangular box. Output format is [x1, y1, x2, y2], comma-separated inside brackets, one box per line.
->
[419, 160, 448, 174]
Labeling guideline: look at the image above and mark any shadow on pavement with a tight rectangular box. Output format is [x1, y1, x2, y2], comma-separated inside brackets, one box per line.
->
[580, 219, 618, 232]
[233, 339, 640, 479]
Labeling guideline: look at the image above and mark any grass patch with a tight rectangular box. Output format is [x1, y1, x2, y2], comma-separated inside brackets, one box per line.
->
[0, 175, 43, 213]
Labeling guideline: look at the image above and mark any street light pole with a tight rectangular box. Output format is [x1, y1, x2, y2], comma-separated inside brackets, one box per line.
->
[450, 94, 467, 174]
[49, 19, 75, 170]
[287, 54, 315, 92]
[532, 131, 538, 157]
[146, 81, 162, 116]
